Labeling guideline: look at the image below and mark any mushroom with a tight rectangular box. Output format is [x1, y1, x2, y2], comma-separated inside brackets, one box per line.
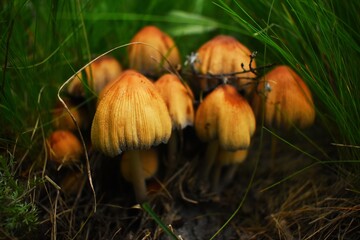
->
[47, 130, 84, 169]
[212, 148, 248, 192]
[154, 73, 195, 174]
[251, 65, 315, 161]
[252, 65, 315, 130]
[128, 25, 181, 79]
[193, 35, 256, 96]
[121, 149, 158, 184]
[52, 98, 89, 131]
[60, 170, 85, 195]
[91, 70, 172, 203]
[195, 84, 256, 187]
[67, 55, 122, 97]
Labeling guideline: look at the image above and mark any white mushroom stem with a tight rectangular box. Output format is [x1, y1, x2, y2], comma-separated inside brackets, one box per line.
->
[201, 140, 219, 181]
[128, 150, 147, 203]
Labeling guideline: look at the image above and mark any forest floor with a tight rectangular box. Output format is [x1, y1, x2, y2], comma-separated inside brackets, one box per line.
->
[29, 122, 360, 240]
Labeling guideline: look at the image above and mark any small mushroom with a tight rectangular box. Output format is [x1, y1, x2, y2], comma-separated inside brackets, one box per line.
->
[47, 130, 84, 168]
[120, 149, 158, 184]
[59, 170, 85, 195]
[195, 84, 255, 187]
[154, 73, 195, 174]
[193, 35, 256, 96]
[155, 74, 194, 130]
[212, 148, 248, 192]
[52, 98, 89, 131]
[91, 70, 172, 203]
[67, 55, 122, 97]
[128, 25, 181, 79]
[252, 65, 315, 130]
[251, 65, 315, 162]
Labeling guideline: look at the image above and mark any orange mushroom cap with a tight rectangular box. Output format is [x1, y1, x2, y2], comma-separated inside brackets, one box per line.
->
[68, 55, 122, 97]
[47, 130, 84, 166]
[194, 35, 256, 95]
[154, 73, 195, 129]
[91, 70, 172, 157]
[52, 98, 87, 131]
[195, 84, 256, 150]
[128, 25, 181, 78]
[252, 65, 315, 130]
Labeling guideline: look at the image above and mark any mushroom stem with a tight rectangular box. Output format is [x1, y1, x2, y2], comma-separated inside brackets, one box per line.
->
[128, 150, 147, 203]
[166, 129, 178, 176]
[270, 134, 278, 169]
[221, 164, 239, 189]
[166, 128, 185, 178]
[211, 160, 222, 193]
[201, 140, 219, 181]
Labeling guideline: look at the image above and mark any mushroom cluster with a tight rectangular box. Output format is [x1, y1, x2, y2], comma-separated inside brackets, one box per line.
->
[49, 25, 315, 205]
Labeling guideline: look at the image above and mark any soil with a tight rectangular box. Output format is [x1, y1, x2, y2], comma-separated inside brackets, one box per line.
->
[28, 121, 360, 240]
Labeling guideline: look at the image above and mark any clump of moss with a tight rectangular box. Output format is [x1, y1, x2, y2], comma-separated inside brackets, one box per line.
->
[0, 155, 38, 238]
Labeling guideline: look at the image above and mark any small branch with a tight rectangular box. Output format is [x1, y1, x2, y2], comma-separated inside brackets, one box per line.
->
[182, 51, 276, 87]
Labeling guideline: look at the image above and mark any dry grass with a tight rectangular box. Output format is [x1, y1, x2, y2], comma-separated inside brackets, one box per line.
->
[14, 118, 358, 239]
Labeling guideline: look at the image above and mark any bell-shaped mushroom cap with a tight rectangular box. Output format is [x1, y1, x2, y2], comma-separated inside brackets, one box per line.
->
[91, 70, 172, 157]
[252, 65, 315, 130]
[67, 55, 122, 97]
[217, 148, 248, 165]
[195, 84, 256, 150]
[154, 74, 195, 129]
[47, 130, 84, 165]
[128, 25, 181, 78]
[121, 149, 158, 182]
[194, 35, 256, 95]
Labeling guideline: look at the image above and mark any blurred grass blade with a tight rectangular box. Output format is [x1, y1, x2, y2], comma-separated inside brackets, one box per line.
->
[141, 202, 179, 240]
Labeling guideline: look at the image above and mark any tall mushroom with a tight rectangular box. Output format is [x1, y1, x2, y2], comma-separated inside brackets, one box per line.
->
[195, 84, 256, 187]
[251, 65, 315, 161]
[252, 65, 315, 130]
[154, 73, 195, 174]
[91, 70, 171, 203]
[193, 35, 256, 97]
[128, 25, 181, 79]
